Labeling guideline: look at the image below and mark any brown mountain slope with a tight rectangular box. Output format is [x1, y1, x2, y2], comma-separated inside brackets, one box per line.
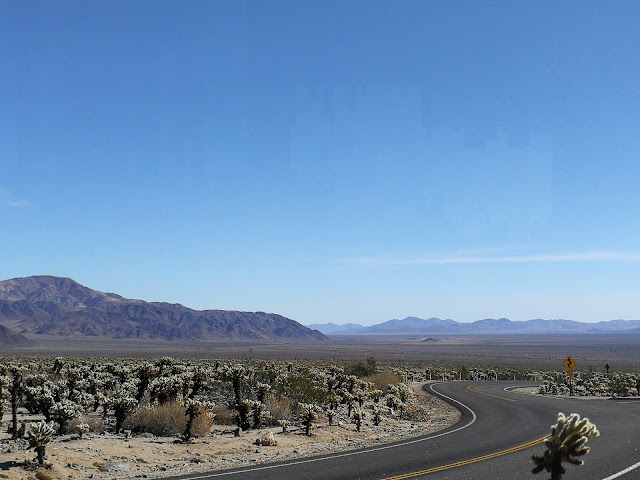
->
[0, 276, 327, 342]
[0, 324, 34, 346]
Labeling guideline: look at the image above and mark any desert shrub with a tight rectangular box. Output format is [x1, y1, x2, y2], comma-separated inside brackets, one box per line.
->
[124, 402, 185, 436]
[401, 398, 431, 422]
[274, 369, 329, 404]
[364, 370, 402, 391]
[123, 401, 215, 437]
[69, 417, 104, 434]
[210, 405, 236, 426]
[191, 411, 216, 437]
[345, 357, 378, 378]
[265, 393, 294, 425]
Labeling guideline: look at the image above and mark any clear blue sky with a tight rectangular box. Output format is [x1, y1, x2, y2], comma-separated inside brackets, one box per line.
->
[2, 1, 639, 325]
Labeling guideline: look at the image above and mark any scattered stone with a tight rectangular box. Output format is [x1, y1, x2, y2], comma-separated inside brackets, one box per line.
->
[255, 432, 277, 446]
[234, 427, 242, 437]
[102, 462, 130, 472]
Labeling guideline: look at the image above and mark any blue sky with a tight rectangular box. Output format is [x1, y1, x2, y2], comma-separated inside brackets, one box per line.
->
[1, 1, 639, 325]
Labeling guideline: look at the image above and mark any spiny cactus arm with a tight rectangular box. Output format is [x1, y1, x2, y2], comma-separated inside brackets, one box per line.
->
[532, 412, 599, 479]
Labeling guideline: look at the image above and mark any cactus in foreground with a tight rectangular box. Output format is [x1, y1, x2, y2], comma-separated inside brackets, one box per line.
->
[532, 412, 599, 480]
[28, 421, 56, 465]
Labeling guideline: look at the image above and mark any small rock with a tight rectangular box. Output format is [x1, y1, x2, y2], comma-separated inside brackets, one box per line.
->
[234, 427, 242, 437]
[255, 432, 277, 446]
[103, 463, 130, 472]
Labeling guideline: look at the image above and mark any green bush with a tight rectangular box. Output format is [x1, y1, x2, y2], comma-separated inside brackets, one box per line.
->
[345, 357, 378, 378]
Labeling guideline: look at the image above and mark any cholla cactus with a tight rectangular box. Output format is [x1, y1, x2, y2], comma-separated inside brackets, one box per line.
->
[50, 399, 82, 434]
[181, 398, 204, 443]
[255, 382, 271, 403]
[111, 396, 138, 433]
[397, 383, 412, 403]
[532, 412, 599, 480]
[385, 394, 402, 415]
[369, 389, 384, 403]
[298, 403, 322, 436]
[0, 375, 9, 429]
[222, 365, 251, 430]
[372, 403, 386, 426]
[74, 422, 90, 439]
[325, 408, 337, 426]
[8, 364, 26, 438]
[351, 407, 365, 432]
[246, 400, 267, 429]
[277, 419, 290, 433]
[27, 421, 56, 465]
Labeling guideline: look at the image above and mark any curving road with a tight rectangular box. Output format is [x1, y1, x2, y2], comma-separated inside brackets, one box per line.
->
[169, 381, 640, 480]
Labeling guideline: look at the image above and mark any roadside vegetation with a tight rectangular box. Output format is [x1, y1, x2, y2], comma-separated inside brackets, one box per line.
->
[0, 355, 637, 476]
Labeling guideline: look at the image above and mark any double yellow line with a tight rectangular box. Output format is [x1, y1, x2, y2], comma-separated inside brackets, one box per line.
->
[382, 435, 549, 479]
[466, 385, 517, 402]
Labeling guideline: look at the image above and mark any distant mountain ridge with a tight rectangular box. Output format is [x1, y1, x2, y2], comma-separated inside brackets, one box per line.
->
[309, 316, 640, 336]
[0, 276, 327, 342]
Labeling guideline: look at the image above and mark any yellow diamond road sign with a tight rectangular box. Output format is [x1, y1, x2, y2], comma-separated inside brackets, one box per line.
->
[563, 356, 576, 369]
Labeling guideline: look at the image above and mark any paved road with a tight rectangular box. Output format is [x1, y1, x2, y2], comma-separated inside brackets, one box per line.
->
[169, 381, 640, 480]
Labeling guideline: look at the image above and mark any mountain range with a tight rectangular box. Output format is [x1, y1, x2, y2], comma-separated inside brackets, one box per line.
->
[0, 276, 326, 342]
[308, 316, 640, 335]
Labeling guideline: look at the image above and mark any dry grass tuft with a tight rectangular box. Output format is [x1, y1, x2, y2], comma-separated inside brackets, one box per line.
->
[364, 370, 402, 391]
[123, 401, 214, 437]
[266, 393, 295, 425]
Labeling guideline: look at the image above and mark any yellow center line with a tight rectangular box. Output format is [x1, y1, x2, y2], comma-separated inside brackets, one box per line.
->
[466, 385, 516, 402]
[381, 435, 550, 479]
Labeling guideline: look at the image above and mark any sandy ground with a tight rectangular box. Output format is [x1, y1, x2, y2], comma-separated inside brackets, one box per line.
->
[0, 384, 460, 480]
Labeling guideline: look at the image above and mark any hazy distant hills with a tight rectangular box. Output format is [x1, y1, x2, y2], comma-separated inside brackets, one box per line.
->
[309, 316, 640, 336]
[0, 276, 327, 342]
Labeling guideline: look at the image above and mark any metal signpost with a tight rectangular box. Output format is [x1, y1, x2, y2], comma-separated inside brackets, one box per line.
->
[563, 356, 576, 396]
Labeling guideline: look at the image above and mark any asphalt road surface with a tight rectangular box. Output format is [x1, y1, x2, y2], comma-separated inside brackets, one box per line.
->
[168, 381, 640, 480]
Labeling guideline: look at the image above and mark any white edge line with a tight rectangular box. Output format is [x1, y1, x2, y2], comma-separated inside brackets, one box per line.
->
[601, 461, 640, 480]
[180, 383, 477, 479]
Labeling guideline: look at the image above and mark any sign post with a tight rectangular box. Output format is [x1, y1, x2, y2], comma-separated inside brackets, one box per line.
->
[563, 356, 577, 396]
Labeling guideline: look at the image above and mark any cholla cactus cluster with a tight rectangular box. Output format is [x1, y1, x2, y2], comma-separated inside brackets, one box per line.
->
[538, 371, 639, 397]
[15, 355, 623, 457]
[532, 412, 599, 480]
[0, 355, 425, 446]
